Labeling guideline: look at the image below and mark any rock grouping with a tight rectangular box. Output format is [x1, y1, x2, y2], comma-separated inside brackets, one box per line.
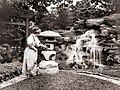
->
[38, 60, 59, 75]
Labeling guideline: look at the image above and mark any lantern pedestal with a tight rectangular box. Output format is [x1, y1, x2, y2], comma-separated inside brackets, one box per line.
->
[41, 51, 56, 60]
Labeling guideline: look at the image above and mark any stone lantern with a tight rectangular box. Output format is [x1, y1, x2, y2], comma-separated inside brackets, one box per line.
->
[38, 31, 61, 60]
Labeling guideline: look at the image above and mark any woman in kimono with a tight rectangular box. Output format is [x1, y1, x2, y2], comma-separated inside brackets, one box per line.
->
[22, 27, 47, 77]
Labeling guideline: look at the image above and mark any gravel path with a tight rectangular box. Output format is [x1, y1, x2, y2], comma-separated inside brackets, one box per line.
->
[60, 70, 120, 85]
[77, 71, 120, 85]
[0, 75, 27, 89]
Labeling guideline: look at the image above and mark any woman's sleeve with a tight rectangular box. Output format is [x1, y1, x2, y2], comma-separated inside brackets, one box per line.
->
[27, 34, 37, 51]
[27, 34, 34, 45]
[36, 37, 47, 48]
[35, 37, 40, 47]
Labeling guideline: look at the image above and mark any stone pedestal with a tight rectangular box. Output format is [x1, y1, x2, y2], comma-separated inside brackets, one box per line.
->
[38, 60, 59, 75]
[41, 51, 56, 60]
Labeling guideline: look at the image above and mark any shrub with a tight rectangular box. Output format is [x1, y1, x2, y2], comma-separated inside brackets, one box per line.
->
[0, 44, 12, 63]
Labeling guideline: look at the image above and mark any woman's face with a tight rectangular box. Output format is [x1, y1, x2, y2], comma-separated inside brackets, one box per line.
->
[34, 32, 41, 36]
[33, 27, 41, 35]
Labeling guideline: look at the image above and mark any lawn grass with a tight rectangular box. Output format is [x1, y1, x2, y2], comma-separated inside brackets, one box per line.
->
[1, 71, 120, 90]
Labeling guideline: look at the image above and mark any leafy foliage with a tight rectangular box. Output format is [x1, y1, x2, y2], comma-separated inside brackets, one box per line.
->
[74, 0, 115, 19]
[0, 62, 22, 83]
[0, 0, 13, 21]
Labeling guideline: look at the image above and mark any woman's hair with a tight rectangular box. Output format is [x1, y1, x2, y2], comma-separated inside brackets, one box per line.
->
[32, 27, 41, 33]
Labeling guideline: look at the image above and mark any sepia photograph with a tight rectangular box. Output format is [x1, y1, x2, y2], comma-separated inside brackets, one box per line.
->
[0, 0, 120, 90]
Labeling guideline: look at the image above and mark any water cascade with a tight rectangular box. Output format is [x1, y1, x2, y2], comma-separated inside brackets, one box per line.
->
[86, 33, 103, 68]
[66, 29, 103, 69]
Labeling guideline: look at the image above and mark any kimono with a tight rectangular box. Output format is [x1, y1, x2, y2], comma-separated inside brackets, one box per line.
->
[22, 34, 40, 76]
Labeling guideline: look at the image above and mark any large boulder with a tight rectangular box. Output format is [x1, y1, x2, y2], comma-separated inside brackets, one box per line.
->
[38, 60, 59, 75]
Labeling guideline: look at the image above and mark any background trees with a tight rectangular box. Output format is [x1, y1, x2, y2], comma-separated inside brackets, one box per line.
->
[74, 0, 115, 19]
[0, 0, 119, 46]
